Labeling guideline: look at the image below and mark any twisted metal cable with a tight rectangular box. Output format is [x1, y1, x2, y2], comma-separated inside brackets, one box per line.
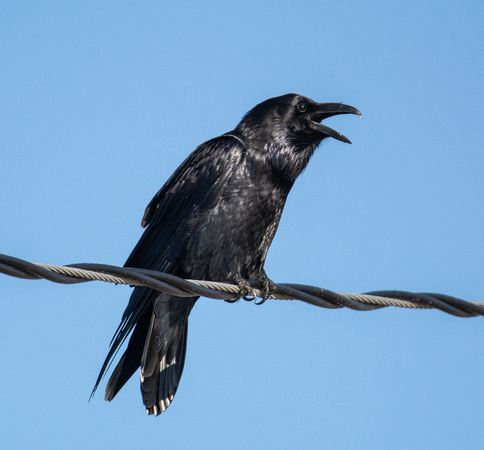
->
[1, 253, 483, 317]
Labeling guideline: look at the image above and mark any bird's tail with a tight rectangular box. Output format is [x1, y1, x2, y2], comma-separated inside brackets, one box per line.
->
[138, 300, 192, 415]
[93, 288, 196, 415]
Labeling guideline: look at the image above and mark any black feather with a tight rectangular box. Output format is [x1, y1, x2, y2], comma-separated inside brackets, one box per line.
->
[92, 94, 359, 414]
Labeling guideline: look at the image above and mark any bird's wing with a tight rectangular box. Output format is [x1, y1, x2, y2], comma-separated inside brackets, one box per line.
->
[125, 134, 246, 270]
[91, 135, 246, 399]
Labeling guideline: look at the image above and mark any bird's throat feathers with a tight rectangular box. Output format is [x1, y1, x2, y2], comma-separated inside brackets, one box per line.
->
[265, 137, 318, 185]
[237, 120, 319, 185]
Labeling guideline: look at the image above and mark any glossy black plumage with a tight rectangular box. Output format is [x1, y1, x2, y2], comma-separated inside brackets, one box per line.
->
[92, 93, 360, 415]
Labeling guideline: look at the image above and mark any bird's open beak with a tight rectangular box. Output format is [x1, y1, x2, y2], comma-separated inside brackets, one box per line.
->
[311, 103, 362, 144]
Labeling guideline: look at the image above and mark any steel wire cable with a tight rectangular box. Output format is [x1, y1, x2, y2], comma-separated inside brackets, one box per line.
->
[1, 253, 483, 317]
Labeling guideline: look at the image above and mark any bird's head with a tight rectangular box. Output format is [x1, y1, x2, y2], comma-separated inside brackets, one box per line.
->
[236, 94, 361, 182]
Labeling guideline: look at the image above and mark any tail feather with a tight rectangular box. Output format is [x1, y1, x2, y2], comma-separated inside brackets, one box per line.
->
[141, 295, 193, 415]
[91, 286, 153, 400]
[104, 306, 152, 401]
[93, 289, 196, 416]
[149, 323, 188, 415]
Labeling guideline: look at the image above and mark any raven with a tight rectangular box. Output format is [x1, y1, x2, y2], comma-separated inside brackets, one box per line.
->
[92, 93, 361, 415]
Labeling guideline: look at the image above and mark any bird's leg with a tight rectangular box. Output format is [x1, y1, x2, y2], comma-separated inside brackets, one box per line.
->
[253, 273, 277, 305]
[229, 274, 256, 302]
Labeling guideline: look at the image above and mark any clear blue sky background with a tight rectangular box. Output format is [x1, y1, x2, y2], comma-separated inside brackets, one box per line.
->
[1, 2, 483, 449]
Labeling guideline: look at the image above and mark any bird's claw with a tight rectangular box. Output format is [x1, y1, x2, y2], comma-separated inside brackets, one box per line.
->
[254, 274, 277, 305]
[227, 274, 277, 304]
[230, 274, 256, 302]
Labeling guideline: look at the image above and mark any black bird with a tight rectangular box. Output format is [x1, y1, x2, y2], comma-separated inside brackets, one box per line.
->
[92, 93, 361, 415]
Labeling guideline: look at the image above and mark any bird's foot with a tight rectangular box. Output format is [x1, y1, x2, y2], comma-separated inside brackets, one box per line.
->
[226, 274, 277, 304]
[254, 273, 277, 305]
[227, 274, 256, 303]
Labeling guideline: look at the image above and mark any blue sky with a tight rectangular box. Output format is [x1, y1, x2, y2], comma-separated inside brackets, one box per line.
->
[1, 1, 483, 449]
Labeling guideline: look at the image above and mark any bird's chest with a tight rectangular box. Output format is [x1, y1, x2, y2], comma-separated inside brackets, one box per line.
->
[182, 165, 288, 279]
[223, 172, 285, 244]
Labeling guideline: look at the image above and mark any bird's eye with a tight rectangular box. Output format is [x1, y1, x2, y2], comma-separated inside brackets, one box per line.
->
[296, 103, 307, 113]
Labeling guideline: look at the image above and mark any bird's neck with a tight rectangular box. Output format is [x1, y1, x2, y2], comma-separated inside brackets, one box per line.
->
[267, 140, 318, 186]
[235, 126, 319, 186]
